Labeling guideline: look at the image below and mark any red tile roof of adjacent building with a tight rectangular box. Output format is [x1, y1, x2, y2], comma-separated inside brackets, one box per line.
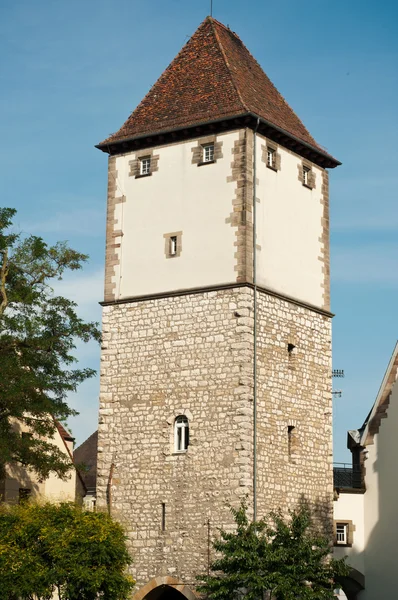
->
[54, 419, 74, 443]
[99, 17, 327, 156]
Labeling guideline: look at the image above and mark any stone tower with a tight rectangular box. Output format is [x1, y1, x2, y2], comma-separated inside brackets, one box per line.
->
[96, 17, 340, 600]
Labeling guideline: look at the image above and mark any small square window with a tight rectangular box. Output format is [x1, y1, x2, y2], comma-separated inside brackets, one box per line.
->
[140, 157, 151, 176]
[303, 165, 310, 186]
[19, 488, 31, 503]
[336, 523, 348, 545]
[267, 147, 276, 169]
[203, 144, 214, 163]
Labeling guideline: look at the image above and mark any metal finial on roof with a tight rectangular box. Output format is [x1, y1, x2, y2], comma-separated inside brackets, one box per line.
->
[210, 0, 213, 17]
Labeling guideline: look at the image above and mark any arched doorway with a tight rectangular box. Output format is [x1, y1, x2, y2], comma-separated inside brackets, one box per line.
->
[336, 567, 365, 600]
[144, 586, 190, 600]
[133, 576, 198, 600]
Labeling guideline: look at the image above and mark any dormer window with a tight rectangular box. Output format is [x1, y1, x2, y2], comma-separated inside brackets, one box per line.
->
[174, 416, 189, 452]
[140, 156, 151, 176]
[203, 143, 214, 163]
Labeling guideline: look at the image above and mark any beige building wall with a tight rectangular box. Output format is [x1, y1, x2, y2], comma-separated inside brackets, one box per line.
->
[108, 131, 239, 300]
[1, 424, 76, 504]
[104, 129, 330, 312]
[45, 434, 76, 502]
[333, 492, 365, 576]
[255, 134, 328, 311]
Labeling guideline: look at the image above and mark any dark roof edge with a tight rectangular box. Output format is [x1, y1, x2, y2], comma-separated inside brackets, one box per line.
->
[248, 112, 341, 167]
[96, 112, 341, 168]
[95, 113, 249, 150]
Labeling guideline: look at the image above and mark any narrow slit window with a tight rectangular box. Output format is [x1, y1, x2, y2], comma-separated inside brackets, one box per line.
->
[140, 156, 151, 176]
[203, 143, 214, 163]
[267, 147, 276, 168]
[174, 415, 189, 452]
[161, 503, 166, 531]
[288, 426, 295, 458]
[170, 236, 177, 256]
[303, 165, 310, 186]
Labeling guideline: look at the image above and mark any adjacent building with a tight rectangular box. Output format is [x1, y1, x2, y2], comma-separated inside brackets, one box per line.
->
[74, 429, 98, 509]
[333, 342, 398, 600]
[0, 420, 83, 504]
[96, 16, 340, 600]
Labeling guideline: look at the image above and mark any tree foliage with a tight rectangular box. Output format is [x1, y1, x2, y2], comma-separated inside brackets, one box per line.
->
[0, 208, 101, 479]
[197, 503, 350, 600]
[0, 501, 135, 600]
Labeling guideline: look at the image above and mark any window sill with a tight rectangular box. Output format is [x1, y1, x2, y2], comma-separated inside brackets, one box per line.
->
[172, 450, 188, 456]
[267, 165, 278, 172]
[334, 542, 352, 548]
[135, 173, 152, 179]
[302, 183, 313, 190]
[197, 160, 216, 167]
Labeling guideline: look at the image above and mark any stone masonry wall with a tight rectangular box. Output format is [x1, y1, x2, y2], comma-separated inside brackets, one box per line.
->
[255, 292, 333, 531]
[97, 287, 254, 588]
[97, 286, 333, 590]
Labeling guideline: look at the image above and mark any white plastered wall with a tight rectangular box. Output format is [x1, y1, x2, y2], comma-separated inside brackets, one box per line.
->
[112, 131, 239, 299]
[255, 134, 325, 308]
[333, 492, 365, 576]
[360, 381, 398, 600]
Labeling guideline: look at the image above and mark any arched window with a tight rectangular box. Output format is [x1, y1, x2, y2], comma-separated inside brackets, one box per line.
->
[174, 415, 189, 452]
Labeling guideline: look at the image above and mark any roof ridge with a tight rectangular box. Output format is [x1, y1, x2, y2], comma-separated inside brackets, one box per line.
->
[212, 19, 318, 149]
[361, 341, 398, 446]
[208, 16, 239, 36]
[209, 18, 248, 113]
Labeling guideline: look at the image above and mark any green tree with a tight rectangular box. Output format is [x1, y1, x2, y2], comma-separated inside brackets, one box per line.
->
[0, 207, 101, 480]
[0, 501, 135, 600]
[197, 503, 350, 600]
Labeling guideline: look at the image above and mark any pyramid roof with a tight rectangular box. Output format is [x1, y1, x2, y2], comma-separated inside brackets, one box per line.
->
[98, 17, 338, 166]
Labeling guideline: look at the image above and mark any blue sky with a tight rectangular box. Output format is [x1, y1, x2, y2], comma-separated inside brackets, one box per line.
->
[1, 0, 397, 461]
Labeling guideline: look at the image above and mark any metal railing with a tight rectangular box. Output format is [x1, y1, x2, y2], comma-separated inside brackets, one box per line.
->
[333, 462, 362, 489]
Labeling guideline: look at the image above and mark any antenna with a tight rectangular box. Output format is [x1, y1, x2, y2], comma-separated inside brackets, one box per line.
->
[332, 369, 345, 399]
[332, 369, 344, 378]
[210, 0, 213, 17]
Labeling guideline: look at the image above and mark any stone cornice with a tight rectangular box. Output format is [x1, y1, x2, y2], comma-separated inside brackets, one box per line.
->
[100, 282, 334, 318]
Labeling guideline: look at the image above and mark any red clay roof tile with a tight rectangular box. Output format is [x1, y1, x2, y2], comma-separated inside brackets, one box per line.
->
[99, 17, 324, 154]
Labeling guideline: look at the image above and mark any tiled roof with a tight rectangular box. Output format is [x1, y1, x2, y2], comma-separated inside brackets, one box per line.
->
[54, 419, 74, 443]
[99, 17, 324, 154]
